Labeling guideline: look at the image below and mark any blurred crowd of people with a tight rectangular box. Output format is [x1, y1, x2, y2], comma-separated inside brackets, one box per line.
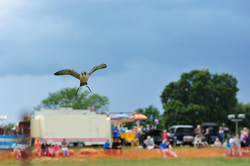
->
[3, 121, 250, 159]
[110, 124, 177, 158]
[0, 124, 29, 136]
[9, 137, 70, 159]
[193, 124, 250, 156]
[33, 138, 69, 158]
[194, 125, 213, 148]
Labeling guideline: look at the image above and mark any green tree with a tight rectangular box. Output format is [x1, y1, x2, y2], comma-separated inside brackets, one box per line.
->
[34, 87, 109, 112]
[162, 100, 206, 127]
[135, 105, 163, 130]
[2, 123, 16, 134]
[161, 69, 239, 129]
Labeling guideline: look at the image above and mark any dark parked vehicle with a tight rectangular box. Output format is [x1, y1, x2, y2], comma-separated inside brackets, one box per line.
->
[201, 122, 219, 144]
[139, 129, 163, 144]
[168, 125, 194, 146]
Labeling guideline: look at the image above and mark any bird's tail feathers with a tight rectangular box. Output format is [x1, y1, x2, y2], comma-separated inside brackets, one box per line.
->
[86, 85, 94, 94]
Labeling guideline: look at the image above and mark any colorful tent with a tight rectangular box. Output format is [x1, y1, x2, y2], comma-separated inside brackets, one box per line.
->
[129, 113, 148, 129]
[0, 135, 30, 150]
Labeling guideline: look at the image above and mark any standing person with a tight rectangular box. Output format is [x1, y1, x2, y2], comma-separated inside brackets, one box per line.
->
[138, 126, 145, 145]
[217, 126, 225, 144]
[19, 124, 29, 135]
[53, 143, 60, 157]
[138, 126, 144, 134]
[119, 124, 124, 145]
[242, 133, 250, 155]
[119, 125, 124, 135]
[162, 130, 168, 140]
[112, 125, 119, 141]
[194, 125, 201, 136]
[234, 135, 242, 157]
[12, 140, 21, 159]
[13, 126, 20, 135]
[240, 130, 246, 148]
[243, 127, 248, 135]
[204, 128, 211, 145]
[34, 138, 42, 157]
[145, 124, 151, 131]
[19, 125, 24, 135]
[61, 139, 69, 157]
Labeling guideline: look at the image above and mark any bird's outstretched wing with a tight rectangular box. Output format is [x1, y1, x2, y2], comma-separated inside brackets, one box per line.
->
[54, 69, 80, 80]
[88, 63, 107, 76]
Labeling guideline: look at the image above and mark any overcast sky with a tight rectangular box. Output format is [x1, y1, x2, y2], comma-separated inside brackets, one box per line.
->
[0, 0, 249, 124]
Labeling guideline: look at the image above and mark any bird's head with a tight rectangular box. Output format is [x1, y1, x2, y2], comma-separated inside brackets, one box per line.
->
[81, 71, 87, 76]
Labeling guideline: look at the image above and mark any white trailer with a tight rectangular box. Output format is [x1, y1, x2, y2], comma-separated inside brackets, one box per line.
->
[31, 108, 111, 146]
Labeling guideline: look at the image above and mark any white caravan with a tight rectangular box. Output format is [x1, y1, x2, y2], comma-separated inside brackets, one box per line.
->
[31, 107, 111, 147]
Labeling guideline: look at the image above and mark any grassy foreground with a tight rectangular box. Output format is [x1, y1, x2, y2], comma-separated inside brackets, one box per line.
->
[2, 158, 250, 166]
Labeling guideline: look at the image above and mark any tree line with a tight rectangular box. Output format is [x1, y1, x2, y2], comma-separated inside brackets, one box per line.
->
[27, 69, 249, 133]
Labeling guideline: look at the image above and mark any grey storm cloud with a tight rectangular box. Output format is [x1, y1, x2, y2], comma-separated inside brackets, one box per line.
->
[0, 0, 249, 76]
[0, 0, 250, 125]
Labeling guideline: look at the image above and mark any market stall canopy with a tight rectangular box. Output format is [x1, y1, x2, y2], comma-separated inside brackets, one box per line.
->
[111, 117, 134, 125]
[130, 113, 147, 120]
[111, 113, 130, 120]
[130, 113, 148, 129]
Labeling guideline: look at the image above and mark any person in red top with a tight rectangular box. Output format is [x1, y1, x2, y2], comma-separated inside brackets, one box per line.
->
[162, 129, 168, 140]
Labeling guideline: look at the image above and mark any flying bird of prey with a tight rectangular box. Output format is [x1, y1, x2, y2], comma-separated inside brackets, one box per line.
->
[54, 63, 107, 96]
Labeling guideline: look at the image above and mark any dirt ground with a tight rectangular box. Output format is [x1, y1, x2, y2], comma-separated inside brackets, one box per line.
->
[0, 148, 249, 163]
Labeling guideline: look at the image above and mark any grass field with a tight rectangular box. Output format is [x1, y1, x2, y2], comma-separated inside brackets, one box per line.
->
[1, 158, 250, 166]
